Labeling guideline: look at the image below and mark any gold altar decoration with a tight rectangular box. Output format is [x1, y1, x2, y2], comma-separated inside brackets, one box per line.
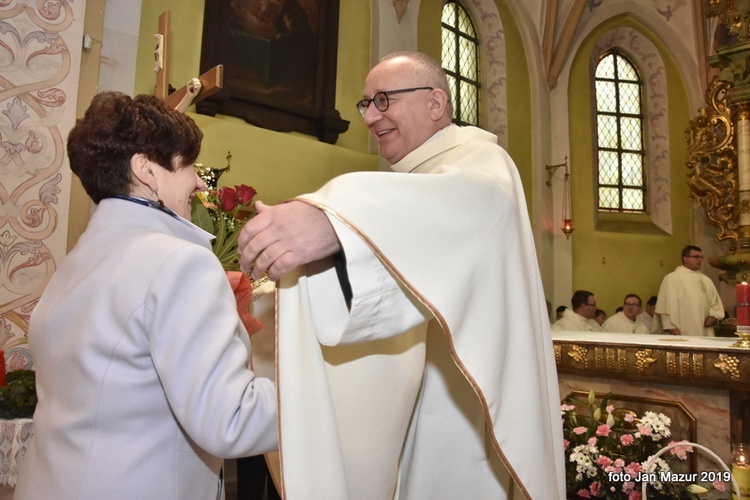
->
[686, 77, 739, 245]
[554, 336, 750, 390]
[735, 329, 750, 348]
[706, 0, 750, 45]
[715, 352, 742, 379]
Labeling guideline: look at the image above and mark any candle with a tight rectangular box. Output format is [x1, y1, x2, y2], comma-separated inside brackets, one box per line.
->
[738, 283, 750, 329]
[734, 463, 750, 500]
[733, 443, 750, 500]
[0, 350, 6, 387]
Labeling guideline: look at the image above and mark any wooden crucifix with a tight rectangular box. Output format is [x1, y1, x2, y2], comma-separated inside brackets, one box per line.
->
[154, 10, 223, 112]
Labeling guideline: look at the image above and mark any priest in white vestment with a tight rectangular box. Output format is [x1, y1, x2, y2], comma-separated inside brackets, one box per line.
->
[601, 294, 649, 334]
[239, 52, 565, 499]
[553, 290, 601, 332]
[636, 295, 662, 334]
[655, 245, 724, 336]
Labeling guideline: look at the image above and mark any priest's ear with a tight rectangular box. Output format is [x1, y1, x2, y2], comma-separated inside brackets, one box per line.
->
[129, 153, 158, 192]
[428, 88, 450, 121]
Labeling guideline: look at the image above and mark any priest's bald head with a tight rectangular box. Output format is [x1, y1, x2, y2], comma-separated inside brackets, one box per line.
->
[357, 52, 454, 165]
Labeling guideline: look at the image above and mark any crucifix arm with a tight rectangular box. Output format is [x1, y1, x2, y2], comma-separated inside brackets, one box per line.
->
[173, 78, 202, 113]
[163, 65, 224, 112]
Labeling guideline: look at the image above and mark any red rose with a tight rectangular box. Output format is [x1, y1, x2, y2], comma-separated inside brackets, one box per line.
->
[235, 184, 257, 205]
[218, 186, 238, 211]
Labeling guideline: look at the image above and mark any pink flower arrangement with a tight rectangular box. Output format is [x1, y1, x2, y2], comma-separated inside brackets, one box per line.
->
[562, 391, 699, 499]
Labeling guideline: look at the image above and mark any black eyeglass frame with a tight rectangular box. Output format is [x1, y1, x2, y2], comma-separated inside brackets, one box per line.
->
[356, 86, 434, 116]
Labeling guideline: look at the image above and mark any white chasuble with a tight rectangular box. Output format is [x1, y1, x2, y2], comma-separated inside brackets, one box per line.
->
[273, 125, 565, 499]
[656, 265, 724, 337]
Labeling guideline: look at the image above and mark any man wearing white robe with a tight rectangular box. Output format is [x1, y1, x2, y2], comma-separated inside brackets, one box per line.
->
[656, 245, 724, 336]
[239, 52, 565, 499]
[553, 290, 601, 332]
[602, 294, 649, 334]
[637, 295, 662, 334]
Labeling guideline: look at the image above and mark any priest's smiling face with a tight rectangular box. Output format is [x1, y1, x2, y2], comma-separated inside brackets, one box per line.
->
[360, 56, 450, 165]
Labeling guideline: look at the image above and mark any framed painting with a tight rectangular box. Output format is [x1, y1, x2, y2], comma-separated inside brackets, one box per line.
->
[197, 0, 349, 144]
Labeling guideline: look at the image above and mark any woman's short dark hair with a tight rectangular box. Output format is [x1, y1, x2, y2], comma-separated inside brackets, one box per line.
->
[67, 92, 203, 203]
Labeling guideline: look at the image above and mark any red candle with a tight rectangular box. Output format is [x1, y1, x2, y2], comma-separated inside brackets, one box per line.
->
[0, 350, 6, 387]
[738, 283, 750, 329]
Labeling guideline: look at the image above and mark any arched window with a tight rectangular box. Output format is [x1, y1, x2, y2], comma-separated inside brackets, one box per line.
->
[594, 51, 646, 212]
[441, 0, 480, 126]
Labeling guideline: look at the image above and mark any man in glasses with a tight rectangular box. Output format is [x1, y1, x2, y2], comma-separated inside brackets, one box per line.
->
[655, 245, 725, 336]
[601, 294, 650, 334]
[238, 51, 563, 499]
[553, 289, 602, 332]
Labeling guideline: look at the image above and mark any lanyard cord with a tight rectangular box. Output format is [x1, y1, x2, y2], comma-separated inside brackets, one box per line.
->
[107, 195, 179, 219]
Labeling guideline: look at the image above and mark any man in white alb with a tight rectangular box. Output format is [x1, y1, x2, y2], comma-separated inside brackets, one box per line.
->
[238, 52, 564, 499]
[636, 295, 662, 333]
[655, 245, 724, 336]
[602, 294, 649, 334]
[553, 290, 602, 332]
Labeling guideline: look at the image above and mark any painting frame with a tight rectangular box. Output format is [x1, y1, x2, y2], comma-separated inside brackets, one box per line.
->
[197, 0, 349, 144]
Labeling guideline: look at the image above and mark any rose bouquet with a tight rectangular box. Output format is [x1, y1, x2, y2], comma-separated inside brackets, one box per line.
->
[191, 183, 264, 335]
[191, 183, 257, 272]
[562, 391, 709, 499]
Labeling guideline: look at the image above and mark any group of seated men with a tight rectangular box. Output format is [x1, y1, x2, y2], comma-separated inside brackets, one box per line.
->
[551, 246, 727, 337]
[551, 291, 660, 334]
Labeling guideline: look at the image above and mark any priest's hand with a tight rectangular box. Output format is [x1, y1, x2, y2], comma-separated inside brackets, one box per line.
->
[238, 200, 342, 281]
[704, 316, 719, 328]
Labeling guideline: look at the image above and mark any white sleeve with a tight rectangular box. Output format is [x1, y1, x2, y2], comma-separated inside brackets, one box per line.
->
[147, 244, 278, 457]
[308, 214, 430, 346]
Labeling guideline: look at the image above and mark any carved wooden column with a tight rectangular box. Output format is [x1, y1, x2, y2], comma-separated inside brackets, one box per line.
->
[691, 31, 750, 278]
[676, 0, 750, 454]
[738, 103, 750, 241]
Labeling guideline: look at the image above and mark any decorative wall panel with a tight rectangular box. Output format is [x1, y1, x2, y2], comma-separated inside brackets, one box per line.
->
[0, 0, 84, 370]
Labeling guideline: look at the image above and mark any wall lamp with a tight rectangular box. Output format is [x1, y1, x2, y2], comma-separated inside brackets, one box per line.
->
[545, 156, 575, 239]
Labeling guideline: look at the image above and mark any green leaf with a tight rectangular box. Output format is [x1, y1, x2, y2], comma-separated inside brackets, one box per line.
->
[189, 190, 255, 272]
[191, 198, 216, 234]
[0, 370, 37, 418]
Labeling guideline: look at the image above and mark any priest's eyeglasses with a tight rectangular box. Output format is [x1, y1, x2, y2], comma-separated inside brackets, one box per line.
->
[356, 87, 434, 117]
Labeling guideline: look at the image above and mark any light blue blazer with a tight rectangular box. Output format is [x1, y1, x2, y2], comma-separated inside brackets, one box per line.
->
[15, 198, 277, 499]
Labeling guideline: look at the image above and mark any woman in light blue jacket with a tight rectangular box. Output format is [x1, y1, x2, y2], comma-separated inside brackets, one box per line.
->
[15, 92, 277, 500]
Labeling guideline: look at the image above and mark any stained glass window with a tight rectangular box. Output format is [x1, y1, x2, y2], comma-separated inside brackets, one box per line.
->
[441, 1, 480, 126]
[595, 51, 646, 212]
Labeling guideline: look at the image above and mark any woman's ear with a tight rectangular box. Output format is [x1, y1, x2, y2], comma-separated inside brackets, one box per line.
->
[130, 153, 158, 192]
